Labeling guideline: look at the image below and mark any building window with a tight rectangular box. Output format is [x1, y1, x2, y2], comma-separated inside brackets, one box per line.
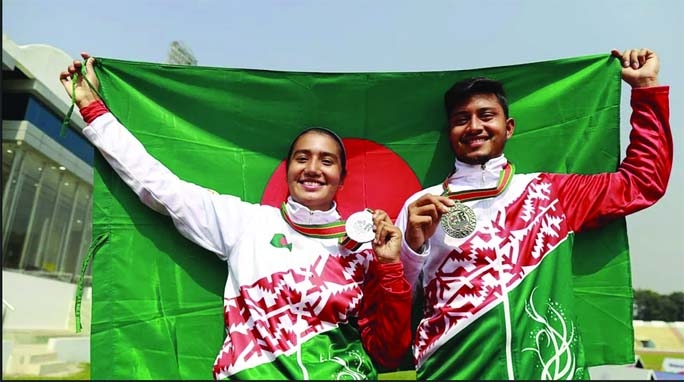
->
[2, 141, 23, 269]
[1, 92, 29, 120]
[59, 185, 91, 277]
[1, 142, 93, 284]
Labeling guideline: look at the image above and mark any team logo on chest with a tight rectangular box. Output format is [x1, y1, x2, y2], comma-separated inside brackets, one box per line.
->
[270, 233, 293, 251]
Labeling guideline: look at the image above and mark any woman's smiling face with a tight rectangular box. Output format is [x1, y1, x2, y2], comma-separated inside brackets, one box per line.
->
[286, 131, 344, 211]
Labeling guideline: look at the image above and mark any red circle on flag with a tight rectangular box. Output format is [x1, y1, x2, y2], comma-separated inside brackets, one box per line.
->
[261, 138, 422, 221]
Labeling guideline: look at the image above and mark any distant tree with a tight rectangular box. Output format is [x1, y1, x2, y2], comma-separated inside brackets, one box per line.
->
[633, 289, 665, 320]
[659, 294, 677, 321]
[666, 292, 684, 321]
[633, 289, 684, 321]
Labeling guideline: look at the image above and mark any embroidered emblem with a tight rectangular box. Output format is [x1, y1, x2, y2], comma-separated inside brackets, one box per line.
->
[270, 233, 292, 251]
[320, 346, 367, 380]
[523, 287, 582, 380]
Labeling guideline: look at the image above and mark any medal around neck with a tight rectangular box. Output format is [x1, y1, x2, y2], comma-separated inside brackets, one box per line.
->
[345, 210, 375, 243]
[440, 201, 477, 239]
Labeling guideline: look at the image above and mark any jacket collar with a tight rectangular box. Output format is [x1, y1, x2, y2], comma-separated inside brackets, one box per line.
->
[447, 155, 509, 189]
[284, 196, 341, 225]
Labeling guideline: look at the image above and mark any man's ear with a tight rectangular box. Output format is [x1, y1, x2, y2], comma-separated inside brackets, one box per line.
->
[506, 118, 515, 139]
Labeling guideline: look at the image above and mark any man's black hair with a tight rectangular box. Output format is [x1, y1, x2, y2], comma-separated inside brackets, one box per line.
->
[444, 77, 510, 119]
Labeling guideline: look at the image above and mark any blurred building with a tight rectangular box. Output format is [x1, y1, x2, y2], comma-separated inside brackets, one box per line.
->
[166, 40, 197, 66]
[2, 33, 93, 285]
[2, 34, 92, 376]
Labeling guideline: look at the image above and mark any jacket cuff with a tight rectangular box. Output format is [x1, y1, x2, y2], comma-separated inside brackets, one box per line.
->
[80, 100, 109, 124]
[402, 237, 430, 258]
[373, 261, 411, 294]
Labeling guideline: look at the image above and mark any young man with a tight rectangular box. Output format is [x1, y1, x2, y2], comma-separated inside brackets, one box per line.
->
[395, 48, 672, 380]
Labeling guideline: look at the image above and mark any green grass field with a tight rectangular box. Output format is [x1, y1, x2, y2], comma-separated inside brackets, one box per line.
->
[636, 350, 684, 371]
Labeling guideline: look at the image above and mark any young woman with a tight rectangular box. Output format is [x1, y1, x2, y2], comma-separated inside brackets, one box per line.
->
[60, 54, 412, 380]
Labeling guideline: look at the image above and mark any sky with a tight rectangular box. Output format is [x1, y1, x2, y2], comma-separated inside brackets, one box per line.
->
[3, 0, 682, 294]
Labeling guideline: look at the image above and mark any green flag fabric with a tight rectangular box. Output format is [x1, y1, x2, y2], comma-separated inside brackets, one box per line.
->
[89, 54, 632, 380]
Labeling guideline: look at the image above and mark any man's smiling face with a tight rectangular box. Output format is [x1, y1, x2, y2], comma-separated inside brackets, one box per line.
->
[448, 93, 515, 165]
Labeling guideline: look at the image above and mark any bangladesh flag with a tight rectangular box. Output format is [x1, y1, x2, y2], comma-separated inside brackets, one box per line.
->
[85, 54, 632, 379]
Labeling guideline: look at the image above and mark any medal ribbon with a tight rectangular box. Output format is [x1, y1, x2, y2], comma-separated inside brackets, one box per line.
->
[441, 162, 515, 201]
[279, 203, 365, 250]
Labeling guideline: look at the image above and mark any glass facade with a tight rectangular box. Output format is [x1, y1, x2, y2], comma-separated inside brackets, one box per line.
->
[1, 142, 93, 284]
[2, 92, 93, 285]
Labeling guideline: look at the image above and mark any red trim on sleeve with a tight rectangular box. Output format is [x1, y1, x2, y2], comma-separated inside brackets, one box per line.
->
[80, 100, 109, 124]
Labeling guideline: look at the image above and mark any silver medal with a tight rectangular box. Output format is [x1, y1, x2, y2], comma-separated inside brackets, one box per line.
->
[440, 202, 477, 239]
[345, 210, 375, 243]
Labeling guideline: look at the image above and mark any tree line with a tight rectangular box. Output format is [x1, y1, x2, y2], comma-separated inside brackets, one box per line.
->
[633, 289, 684, 321]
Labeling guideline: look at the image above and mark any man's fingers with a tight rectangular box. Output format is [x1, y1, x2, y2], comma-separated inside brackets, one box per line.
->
[626, 48, 652, 69]
[613, 48, 654, 70]
[412, 195, 453, 215]
[405, 194, 454, 251]
[628, 49, 641, 69]
[408, 213, 438, 231]
[636, 48, 656, 69]
[410, 202, 447, 223]
[611, 49, 634, 68]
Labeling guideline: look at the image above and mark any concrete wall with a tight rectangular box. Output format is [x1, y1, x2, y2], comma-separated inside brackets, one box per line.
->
[2, 270, 91, 331]
[2, 340, 13, 373]
[48, 337, 89, 362]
